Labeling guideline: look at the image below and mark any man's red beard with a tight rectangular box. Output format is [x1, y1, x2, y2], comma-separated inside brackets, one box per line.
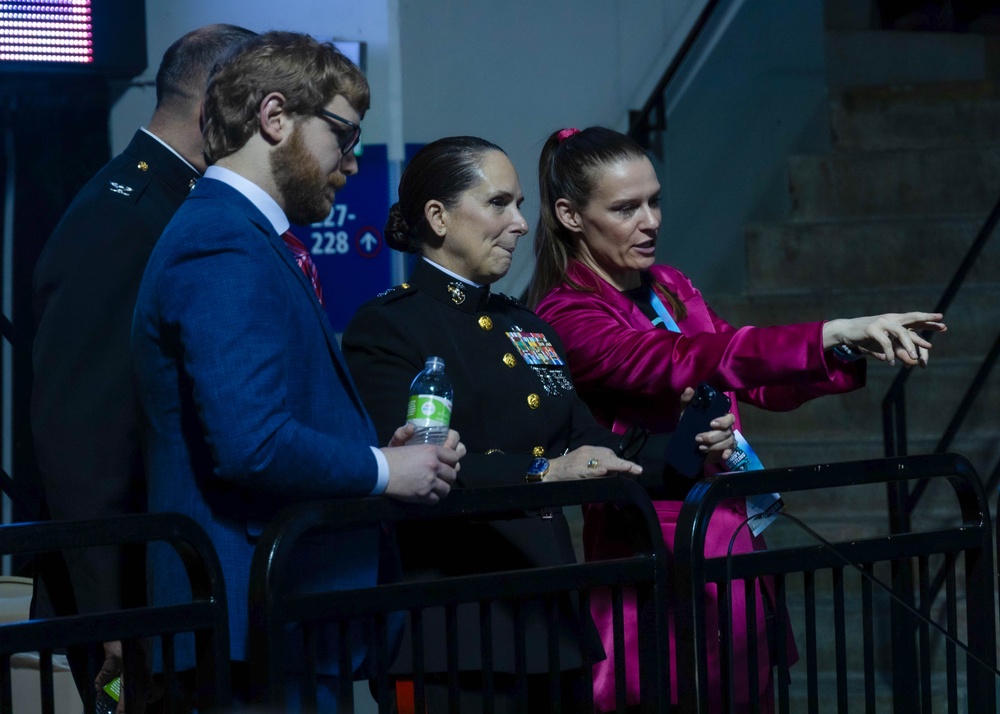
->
[271, 126, 347, 225]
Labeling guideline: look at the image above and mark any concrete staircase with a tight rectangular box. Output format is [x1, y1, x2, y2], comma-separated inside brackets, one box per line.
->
[719, 14, 1000, 504]
[709, 5, 1000, 709]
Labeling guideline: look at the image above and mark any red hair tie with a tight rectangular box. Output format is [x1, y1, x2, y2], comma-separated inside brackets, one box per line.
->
[557, 127, 580, 143]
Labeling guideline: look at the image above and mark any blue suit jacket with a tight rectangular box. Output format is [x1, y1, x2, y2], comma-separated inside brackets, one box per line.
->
[132, 177, 381, 672]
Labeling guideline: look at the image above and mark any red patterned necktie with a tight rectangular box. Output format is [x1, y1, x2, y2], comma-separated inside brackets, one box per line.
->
[281, 230, 325, 306]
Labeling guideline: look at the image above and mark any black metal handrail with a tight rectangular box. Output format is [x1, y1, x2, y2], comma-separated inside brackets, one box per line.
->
[627, 0, 723, 149]
[881, 172, 1000, 652]
[248, 478, 671, 713]
[0, 513, 233, 713]
[882, 187, 1000, 463]
[674, 453, 996, 713]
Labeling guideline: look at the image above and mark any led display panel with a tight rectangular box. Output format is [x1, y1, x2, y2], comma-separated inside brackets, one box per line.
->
[0, 0, 145, 77]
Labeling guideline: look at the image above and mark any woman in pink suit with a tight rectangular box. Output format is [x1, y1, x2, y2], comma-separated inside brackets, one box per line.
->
[527, 126, 946, 713]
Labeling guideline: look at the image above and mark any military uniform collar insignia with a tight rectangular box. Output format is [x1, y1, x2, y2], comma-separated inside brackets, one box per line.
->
[412, 260, 491, 314]
[446, 281, 466, 304]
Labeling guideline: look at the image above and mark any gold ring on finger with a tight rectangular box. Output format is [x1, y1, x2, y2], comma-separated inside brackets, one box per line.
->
[587, 459, 599, 469]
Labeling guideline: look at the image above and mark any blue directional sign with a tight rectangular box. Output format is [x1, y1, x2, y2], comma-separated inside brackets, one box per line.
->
[288, 143, 393, 332]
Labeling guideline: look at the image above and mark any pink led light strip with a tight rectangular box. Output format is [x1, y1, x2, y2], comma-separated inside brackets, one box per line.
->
[0, 0, 92, 63]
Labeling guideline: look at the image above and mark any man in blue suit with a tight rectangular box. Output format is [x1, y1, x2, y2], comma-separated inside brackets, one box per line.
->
[131, 31, 463, 709]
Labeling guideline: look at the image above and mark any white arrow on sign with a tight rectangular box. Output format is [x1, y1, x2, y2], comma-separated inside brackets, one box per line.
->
[359, 231, 378, 253]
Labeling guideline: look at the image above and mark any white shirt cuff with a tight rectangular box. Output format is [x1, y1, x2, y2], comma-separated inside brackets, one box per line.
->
[369, 446, 389, 495]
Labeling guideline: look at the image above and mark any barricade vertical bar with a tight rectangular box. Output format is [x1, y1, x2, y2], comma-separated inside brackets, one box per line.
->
[161, 633, 177, 712]
[546, 595, 561, 712]
[82, 648, 100, 712]
[744, 578, 759, 713]
[338, 619, 354, 713]
[445, 603, 459, 714]
[611, 585, 626, 711]
[832, 567, 846, 713]
[773, 573, 789, 714]
[479, 601, 494, 714]
[372, 614, 391, 714]
[965, 486, 996, 712]
[579, 589, 595, 714]
[861, 564, 875, 714]
[652, 577, 670, 714]
[513, 598, 527, 711]
[303, 623, 319, 712]
[889, 556, 918, 714]
[634, 579, 659, 713]
[39, 649, 54, 714]
[946, 556, 958, 714]
[0, 655, 10, 714]
[412, 608, 427, 714]
[803, 570, 817, 714]
[717, 580, 732, 713]
[917, 555, 931, 714]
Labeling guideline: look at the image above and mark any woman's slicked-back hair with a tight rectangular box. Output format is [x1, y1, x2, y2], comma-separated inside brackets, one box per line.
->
[527, 126, 647, 307]
[203, 30, 370, 164]
[386, 136, 505, 254]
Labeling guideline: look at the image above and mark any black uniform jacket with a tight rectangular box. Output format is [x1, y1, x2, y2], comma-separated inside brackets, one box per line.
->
[342, 259, 676, 673]
[31, 129, 199, 614]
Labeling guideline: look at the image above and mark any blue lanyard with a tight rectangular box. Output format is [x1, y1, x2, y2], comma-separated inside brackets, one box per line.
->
[649, 289, 681, 333]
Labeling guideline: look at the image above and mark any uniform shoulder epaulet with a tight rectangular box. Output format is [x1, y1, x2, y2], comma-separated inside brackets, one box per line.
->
[497, 292, 529, 310]
[104, 160, 154, 205]
[374, 281, 418, 301]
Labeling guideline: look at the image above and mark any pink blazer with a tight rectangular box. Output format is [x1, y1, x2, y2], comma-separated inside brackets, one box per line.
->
[536, 260, 867, 711]
[536, 261, 866, 438]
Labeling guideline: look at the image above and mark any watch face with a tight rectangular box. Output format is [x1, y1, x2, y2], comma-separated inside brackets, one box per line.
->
[528, 457, 549, 474]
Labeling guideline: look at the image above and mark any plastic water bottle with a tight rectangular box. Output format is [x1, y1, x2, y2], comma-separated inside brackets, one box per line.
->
[95, 675, 120, 714]
[407, 356, 453, 445]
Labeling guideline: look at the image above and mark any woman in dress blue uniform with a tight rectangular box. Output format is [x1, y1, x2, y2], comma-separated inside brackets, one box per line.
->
[342, 136, 734, 712]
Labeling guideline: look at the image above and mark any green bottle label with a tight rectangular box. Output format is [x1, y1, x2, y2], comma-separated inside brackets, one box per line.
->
[104, 675, 121, 702]
[406, 394, 452, 427]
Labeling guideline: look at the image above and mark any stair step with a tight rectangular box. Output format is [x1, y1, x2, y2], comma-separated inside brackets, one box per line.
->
[830, 84, 1000, 150]
[826, 30, 990, 87]
[735, 359, 998, 436]
[742, 432, 999, 481]
[701, 285, 1000, 362]
[745, 215, 1000, 291]
[788, 146, 1000, 219]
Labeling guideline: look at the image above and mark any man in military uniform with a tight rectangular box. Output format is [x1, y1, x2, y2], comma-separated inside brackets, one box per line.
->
[30, 23, 254, 705]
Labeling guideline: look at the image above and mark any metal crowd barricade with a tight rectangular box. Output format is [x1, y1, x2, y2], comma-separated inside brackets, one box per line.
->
[248, 477, 671, 713]
[0, 513, 232, 713]
[673, 453, 997, 713]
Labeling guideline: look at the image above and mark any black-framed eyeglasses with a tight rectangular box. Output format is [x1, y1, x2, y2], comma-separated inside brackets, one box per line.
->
[319, 109, 362, 155]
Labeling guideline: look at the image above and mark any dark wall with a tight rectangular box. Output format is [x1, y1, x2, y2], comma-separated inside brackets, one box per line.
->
[0, 75, 112, 525]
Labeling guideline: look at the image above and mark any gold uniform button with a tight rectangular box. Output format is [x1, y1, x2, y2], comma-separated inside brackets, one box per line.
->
[478, 315, 493, 331]
[527, 393, 540, 409]
[401, 282, 410, 289]
[137, 161, 149, 171]
[502, 353, 516, 368]
[532, 446, 545, 457]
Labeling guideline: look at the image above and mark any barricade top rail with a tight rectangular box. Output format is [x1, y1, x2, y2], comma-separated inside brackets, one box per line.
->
[0, 513, 230, 654]
[678, 453, 988, 541]
[0, 512, 227, 604]
[252, 476, 667, 596]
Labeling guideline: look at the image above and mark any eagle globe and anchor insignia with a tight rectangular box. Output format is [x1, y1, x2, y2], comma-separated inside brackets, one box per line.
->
[446, 281, 466, 305]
